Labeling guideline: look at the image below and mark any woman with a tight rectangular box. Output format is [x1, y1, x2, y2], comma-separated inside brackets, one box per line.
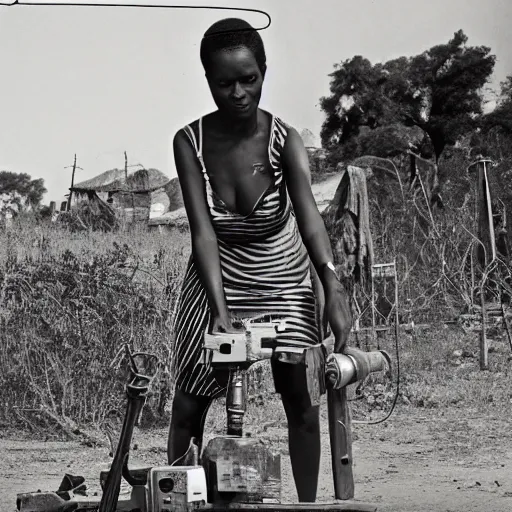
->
[168, 17, 352, 503]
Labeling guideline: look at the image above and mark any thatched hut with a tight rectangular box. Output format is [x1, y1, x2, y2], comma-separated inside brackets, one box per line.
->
[70, 168, 173, 224]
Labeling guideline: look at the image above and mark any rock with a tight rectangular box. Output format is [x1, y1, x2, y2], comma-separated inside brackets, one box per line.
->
[452, 349, 463, 358]
[451, 358, 462, 366]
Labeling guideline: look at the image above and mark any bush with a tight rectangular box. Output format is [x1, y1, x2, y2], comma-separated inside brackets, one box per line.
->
[0, 218, 190, 435]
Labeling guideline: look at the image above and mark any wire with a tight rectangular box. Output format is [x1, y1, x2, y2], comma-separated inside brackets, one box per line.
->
[352, 268, 401, 426]
[352, 325, 400, 425]
[0, 1, 272, 34]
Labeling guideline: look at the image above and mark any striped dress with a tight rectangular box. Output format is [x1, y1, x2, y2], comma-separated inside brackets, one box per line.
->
[173, 113, 320, 398]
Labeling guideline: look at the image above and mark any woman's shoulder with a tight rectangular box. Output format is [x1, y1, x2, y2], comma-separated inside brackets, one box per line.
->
[173, 118, 202, 151]
[263, 110, 290, 130]
[265, 111, 301, 149]
[267, 113, 303, 144]
[177, 117, 200, 135]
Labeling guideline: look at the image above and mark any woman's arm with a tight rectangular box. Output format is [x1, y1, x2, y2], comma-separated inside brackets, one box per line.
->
[281, 126, 352, 349]
[173, 129, 231, 326]
[281, 126, 339, 288]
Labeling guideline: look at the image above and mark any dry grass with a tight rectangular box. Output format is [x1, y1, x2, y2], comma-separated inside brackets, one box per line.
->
[0, 216, 190, 437]
[1, 214, 511, 445]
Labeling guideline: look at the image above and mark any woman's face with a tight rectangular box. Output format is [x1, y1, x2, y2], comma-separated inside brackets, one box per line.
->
[205, 46, 265, 120]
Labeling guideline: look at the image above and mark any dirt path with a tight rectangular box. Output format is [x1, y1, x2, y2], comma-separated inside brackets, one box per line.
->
[312, 172, 342, 212]
[3, 406, 512, 512]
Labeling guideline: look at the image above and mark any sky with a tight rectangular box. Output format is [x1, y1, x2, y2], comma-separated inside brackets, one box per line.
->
[1, 0, 512, 205]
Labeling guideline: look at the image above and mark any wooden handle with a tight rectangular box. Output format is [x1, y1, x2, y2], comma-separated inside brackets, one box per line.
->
[99, 396, 144, 512]
[327, 386, 354, 500]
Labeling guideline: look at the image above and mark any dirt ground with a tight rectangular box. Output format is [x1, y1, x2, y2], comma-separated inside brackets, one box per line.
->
[3, 401, 512, 512]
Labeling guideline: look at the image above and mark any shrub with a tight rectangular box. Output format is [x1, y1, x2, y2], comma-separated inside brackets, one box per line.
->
[0, 218, 189, 435]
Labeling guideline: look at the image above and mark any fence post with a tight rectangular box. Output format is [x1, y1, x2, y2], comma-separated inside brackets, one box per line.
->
[479, 284, 488, 370]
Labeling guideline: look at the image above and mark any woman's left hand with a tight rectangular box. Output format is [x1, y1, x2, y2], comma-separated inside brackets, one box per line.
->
[324, 281, 352, 353]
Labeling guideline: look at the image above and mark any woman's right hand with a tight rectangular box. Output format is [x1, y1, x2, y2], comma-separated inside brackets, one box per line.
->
[210, 313, 245, 334]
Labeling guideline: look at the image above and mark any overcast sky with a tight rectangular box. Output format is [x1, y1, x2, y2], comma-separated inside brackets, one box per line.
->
[1, 0, 511, 204]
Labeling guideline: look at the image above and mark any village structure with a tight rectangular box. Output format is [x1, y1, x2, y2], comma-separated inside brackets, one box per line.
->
[45, 166, 184, 230]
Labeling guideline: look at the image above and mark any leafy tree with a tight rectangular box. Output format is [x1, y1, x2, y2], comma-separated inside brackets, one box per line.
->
[469, 76, 512, 162]
[0, 171, 47, 216]
[481, 75, 512, 134]
[320, 30, 496, 204]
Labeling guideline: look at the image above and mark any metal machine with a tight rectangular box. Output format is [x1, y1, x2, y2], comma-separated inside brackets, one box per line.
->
[16, 319, 391, 512]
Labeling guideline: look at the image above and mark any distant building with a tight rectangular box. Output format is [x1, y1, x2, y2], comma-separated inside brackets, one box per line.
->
[300, 128, 319, 149]
[69, 167, 182, 225]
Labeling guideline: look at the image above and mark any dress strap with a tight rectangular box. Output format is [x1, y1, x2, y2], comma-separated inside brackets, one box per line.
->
[198, 117, 204, 158]
[269, 116, 288, 188]
[183, 119, 209, 182]
[183, 124, 198, 153]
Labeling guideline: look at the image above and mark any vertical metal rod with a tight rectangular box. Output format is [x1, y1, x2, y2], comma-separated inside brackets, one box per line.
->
[226, 367, 246, 436]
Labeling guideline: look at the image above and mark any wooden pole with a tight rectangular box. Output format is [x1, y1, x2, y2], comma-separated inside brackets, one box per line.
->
[65, 154, 82, 211]
[124, 151, 135, 222]
[469, 159, 495, 369]
[483, 160, 496, 262]
[328, 387, 354, 500]
[471, 159, 496, 269]
[371, 266, 376, 345]
[480, 283, 488, 370]
[480, 161, 492, 372]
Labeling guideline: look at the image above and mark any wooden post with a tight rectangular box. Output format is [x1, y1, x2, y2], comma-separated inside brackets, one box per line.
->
[503, 303, 512, 353]
[65, 154, 82, 211]
[470, 158, 496, 269]
[371, 267, 376, 346]
[480, 284, 488, 370]
[327, 387, 354, 500]
[468, 159, 496, 370]
[124, 151, 135, 219]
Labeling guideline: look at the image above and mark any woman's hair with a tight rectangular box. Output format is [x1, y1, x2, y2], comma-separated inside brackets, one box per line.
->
[200, 18, 267, 75]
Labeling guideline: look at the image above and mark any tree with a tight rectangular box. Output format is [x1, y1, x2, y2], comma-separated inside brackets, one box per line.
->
[320, 30, 496, 204]
[0, 171, 47, 216]
[481, 75, 512, 134]
[469, 75, 512, 161]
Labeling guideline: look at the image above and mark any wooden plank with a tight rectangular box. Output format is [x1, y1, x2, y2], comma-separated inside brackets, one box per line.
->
[327, 386, 354, 500]
[205, 502, 377, 511]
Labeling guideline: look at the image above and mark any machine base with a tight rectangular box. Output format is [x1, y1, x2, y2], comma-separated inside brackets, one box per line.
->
[17, 487, 378, 512]
[203, 502, 378, 511]
[201, 435, 281, 505]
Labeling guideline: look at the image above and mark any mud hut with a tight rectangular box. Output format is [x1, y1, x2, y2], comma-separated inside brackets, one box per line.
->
[70, 168, 172, 224]
[147, 177, 187, 231]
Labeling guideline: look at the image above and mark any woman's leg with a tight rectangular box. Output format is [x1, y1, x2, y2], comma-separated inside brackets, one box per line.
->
[167, 388, 212, 465]
[281, 396, 321, 502]
[272, 358, 321, 503]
